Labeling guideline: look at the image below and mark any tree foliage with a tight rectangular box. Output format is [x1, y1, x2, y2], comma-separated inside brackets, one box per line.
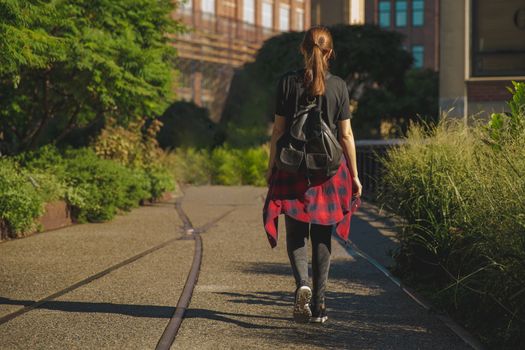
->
[157, 101, 224, 150]
[0, 0, 185, 154]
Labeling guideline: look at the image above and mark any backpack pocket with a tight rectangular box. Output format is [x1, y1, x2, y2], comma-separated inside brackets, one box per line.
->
[305, 153, 329, 170]
[278, 147, 304, 172]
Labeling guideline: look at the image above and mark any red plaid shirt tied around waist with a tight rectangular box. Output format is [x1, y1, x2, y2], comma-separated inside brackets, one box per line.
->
[262, 158, 361, 248]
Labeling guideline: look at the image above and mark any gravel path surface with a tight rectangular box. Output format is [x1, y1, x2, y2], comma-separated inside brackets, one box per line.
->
[174, 186, 473, 350]
[0, 186, 476, 349]
[0, 198, 191, 349]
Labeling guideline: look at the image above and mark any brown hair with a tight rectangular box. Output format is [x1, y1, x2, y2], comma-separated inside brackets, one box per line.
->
[300, 26, 335, 97]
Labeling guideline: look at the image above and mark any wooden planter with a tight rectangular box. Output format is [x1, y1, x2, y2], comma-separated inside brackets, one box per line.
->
[39, 200, 74, 232]
[0, 200, 73, 242]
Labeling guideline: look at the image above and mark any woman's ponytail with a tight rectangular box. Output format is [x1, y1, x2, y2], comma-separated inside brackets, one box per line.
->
[300, 26, 334, 97]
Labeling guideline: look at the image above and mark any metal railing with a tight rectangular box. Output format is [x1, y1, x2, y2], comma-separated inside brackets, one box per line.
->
[355, 139, 405, 200]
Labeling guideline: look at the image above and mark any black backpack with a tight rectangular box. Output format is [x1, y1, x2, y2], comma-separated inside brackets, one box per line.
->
[275, 76, 343, 181]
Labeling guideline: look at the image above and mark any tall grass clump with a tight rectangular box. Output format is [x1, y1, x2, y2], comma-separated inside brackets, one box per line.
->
[380, 82, 525, 349]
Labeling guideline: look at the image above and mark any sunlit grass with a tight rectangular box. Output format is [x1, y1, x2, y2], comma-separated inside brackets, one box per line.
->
[380, 116, 525, 348]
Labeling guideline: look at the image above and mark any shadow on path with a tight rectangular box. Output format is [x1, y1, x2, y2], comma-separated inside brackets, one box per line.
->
[214, 260, 467, 350]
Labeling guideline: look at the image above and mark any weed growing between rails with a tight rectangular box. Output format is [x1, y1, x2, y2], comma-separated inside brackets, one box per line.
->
[379, 82, 525, 349]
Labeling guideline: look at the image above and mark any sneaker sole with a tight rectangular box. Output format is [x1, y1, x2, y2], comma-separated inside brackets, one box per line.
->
[310, 315, 328, 324]
[293, 286, 312, 323]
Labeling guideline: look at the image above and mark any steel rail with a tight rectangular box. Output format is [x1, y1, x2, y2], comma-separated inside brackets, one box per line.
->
[156, 196, 235, 349]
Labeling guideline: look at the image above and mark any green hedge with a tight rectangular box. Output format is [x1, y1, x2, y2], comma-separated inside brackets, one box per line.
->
[1, 145, 175, 237]
[380, 83, 525, 349]
[62, 148, 152, 222]
[0, 158, 44, 236]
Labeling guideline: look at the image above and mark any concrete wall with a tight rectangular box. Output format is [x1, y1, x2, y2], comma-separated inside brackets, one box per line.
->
[311, 0, 365, 26]
[438, 0, 466, 118]
[312, 0, 349, 26]
[439, 0, 525, 120]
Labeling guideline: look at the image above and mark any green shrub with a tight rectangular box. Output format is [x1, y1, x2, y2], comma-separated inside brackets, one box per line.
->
[63, 148, 151, 222]
[1, 142, 175, 238]
[147, 165, 176, 199]
[0, 158, 44, 237]
[30, 171, 67, 203]
[237, 145, 269, 186]
[15, 144, 67, 180]
[210, 147, 243, 185]
[161, 145, 268, 186]
[161, 148, 211, 185]
[92, 118, 176, 199]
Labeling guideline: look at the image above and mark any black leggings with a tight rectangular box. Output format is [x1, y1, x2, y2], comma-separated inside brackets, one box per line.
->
[285, 215, 332, 305]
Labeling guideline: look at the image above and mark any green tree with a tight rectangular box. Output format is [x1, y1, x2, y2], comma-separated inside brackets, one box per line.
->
[157, 101, 224, 150]
[0, 0, 186, 154]
[355, 68, 439, 138]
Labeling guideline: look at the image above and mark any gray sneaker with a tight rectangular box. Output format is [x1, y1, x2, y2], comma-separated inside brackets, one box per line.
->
[310, 302, 328, 323]
[293, 285, 312, 323]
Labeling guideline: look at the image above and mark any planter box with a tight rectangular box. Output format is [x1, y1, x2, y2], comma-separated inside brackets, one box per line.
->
[1, 192, 173, 242]
[0, 220, 8, 242]
[0, 200, 73, 242]
[38, 200, 73, 232]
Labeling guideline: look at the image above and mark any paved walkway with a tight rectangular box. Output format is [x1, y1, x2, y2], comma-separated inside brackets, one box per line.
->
[0, 186, 474, 349]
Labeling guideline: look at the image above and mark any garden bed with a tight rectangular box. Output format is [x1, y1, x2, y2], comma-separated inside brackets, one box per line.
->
[0, 192, 174, 243]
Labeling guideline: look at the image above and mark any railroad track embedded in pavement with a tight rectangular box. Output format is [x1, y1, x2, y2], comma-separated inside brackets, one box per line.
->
[0, 193, 235, 350]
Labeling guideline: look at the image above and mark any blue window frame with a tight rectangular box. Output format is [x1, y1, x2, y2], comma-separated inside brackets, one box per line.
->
[412, 0, 424, 26]
[395, 0, 407, 27]
[379, 1, 391, 28]
[412, 45, 424, 68]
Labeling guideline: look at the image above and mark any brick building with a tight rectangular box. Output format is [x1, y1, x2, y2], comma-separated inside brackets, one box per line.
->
[439, 0, 525, 119]
[311, 0, 439, 71]
[173, 0, 311, 121]
[365, 0, 439, 71]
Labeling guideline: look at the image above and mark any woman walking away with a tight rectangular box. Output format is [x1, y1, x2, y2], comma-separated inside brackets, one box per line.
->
[263, 26, 362, 324]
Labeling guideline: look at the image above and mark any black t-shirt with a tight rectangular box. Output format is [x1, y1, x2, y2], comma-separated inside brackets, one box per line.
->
[274, 68, 352, 136]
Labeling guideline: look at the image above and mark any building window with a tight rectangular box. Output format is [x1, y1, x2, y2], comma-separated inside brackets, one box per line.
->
[395, 0, 407, 27]
[296, 8, 304, 30]
[350, 0, 363, 24]
[378, 1, 391, 28]
[412, 0, 424, 26]
[243, 0, 255, 24]
[262, 1, 273, 29]
[412, 45, 424, 68]
[202, 0, 215, 14]
[180, 0, 192, 11]
[279, 5, 290, 31]
[472, 0, 525, 76]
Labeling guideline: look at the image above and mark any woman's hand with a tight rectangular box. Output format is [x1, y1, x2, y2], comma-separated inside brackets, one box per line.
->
[352, 176, 363, 198]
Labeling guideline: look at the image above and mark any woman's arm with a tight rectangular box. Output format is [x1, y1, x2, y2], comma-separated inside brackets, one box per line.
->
[265, 115, 287, 185]
[338, 119, 362, 197]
